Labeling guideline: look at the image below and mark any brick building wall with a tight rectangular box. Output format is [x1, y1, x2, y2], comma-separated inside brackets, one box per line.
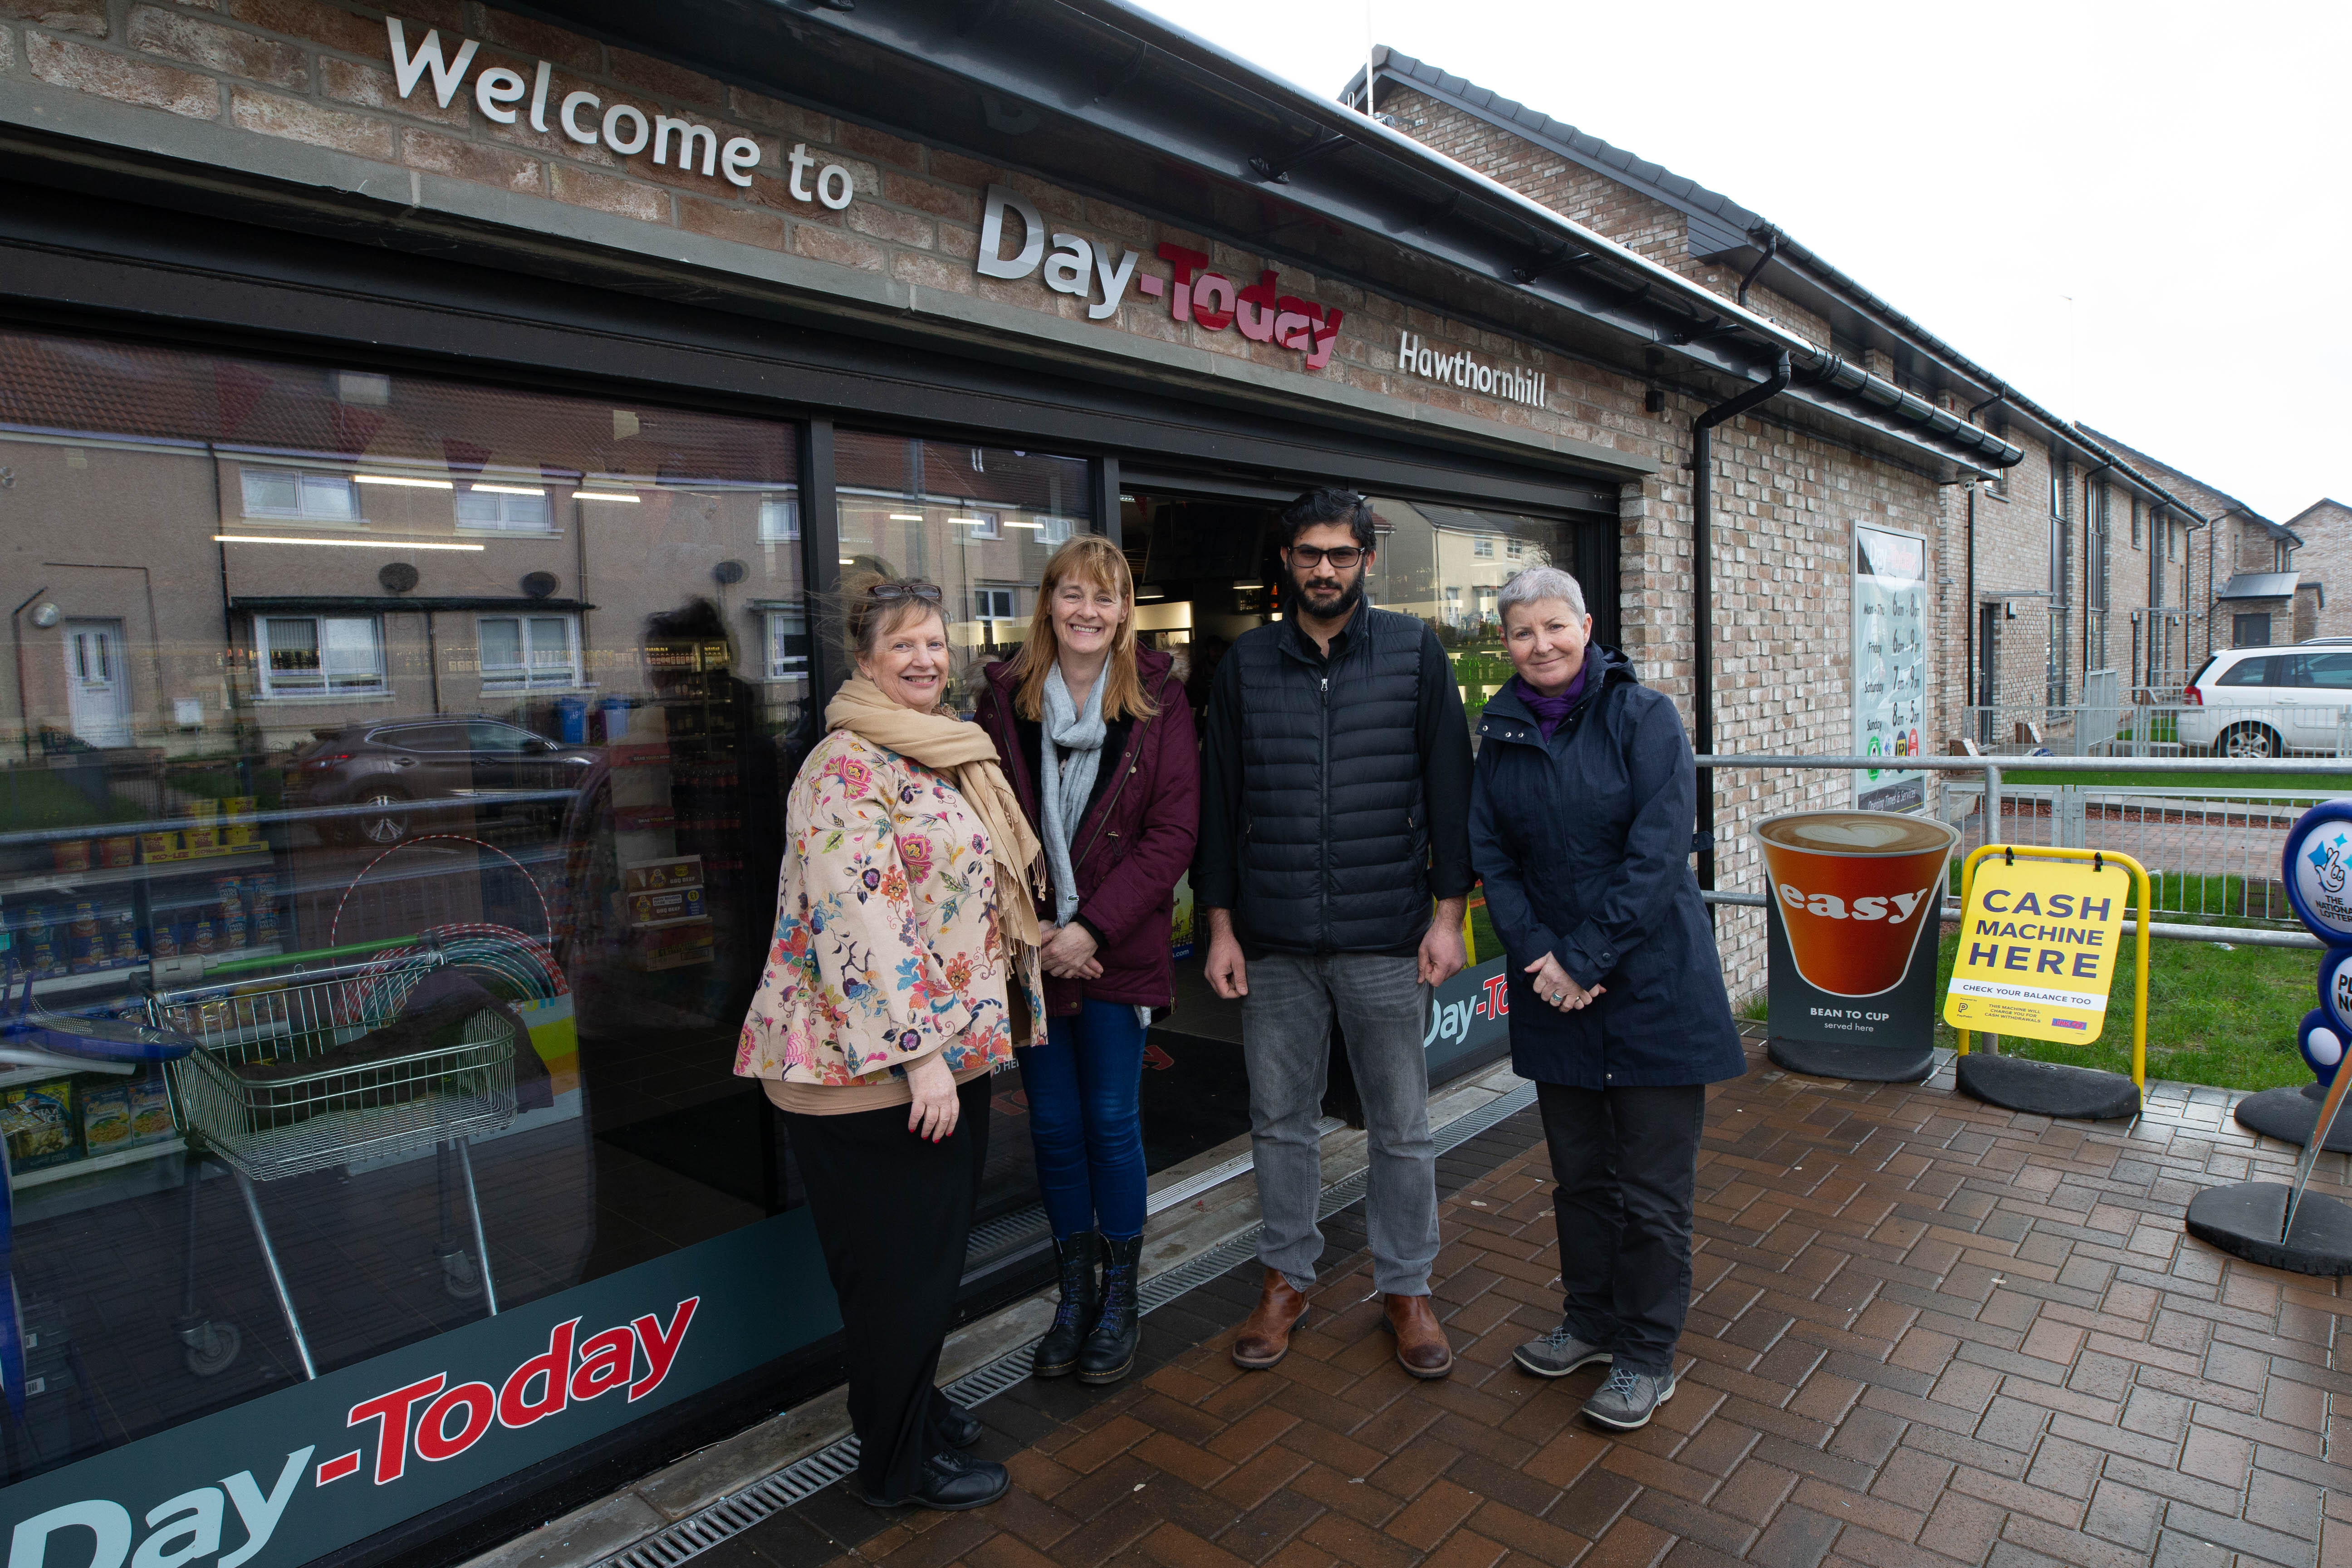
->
[2288, 500, 2352, 639]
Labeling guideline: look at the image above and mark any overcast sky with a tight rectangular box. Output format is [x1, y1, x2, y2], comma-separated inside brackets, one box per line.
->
[1143, 0, 2349, 523]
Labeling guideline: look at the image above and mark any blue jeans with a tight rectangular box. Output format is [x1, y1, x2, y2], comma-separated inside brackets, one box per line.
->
[1016, 999, 1147, 1241]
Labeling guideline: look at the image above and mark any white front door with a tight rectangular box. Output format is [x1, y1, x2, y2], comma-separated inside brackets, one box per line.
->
[64, 620, 131, 748]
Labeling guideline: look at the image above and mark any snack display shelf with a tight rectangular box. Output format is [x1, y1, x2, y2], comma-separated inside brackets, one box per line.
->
[12, 1137, 180, 1191]
[8, 849, 274, 897]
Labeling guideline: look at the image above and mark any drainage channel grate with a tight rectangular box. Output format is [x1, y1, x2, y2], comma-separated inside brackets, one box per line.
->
[599, 1081, 1537, 1568]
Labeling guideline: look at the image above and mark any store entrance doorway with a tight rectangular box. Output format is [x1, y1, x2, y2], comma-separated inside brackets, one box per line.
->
[1113, 480, 1619, 1146]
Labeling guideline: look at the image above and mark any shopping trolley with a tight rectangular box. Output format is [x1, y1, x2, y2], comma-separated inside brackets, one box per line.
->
[149, 945, 518, 1379]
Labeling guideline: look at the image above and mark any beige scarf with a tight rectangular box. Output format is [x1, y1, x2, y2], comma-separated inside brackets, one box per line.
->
[825, 676, 1044, 950]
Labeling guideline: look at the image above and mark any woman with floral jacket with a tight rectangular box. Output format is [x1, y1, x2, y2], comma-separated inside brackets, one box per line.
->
[736, 575, 1044, 1514]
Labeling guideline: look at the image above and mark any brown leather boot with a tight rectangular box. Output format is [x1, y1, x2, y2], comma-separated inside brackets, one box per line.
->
[1230, 1269, 1309, 1369]
[1384, 1293, 1454, 1379]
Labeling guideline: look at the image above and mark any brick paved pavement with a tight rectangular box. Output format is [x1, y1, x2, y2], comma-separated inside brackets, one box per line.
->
[704, 1046, 2351, 1568]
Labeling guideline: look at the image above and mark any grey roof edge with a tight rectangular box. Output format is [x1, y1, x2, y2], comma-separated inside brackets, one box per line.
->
[1357, 46, 2206, 523]
[2075, 425, 2260, 531]
[2285, 499, 2352, 529]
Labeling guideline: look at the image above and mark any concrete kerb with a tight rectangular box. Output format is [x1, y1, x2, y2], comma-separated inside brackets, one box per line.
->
[460, 1058, 1534, 1568]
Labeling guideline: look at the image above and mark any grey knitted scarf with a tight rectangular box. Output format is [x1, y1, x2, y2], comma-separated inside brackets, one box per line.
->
[1038, 661, 1107, 926]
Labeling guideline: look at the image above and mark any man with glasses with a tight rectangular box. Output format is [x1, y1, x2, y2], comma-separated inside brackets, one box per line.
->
[1194, 487, 1473, 1379]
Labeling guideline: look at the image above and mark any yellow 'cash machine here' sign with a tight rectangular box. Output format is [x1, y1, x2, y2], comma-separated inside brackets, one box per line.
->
[1941, 857, 2128, 1043]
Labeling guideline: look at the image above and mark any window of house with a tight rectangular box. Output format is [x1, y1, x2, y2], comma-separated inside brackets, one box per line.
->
[1473, 536, 1494, 558]
[256, 614, 384, 696]
[2231, 616, 2275, 652]
[759, 497, 799, 542]
[2131, 499, 2142, 549]
[2277, 542, 2290, 572]
[975, 588, 1018, 621]
[478, 614, 582, 688]
[455, 484, 553, 532]
[765, 607, 810, 680]
[1506, 539, 1525, 560]
[959, 510, 1003, 542]
[240, 466, 358, 522]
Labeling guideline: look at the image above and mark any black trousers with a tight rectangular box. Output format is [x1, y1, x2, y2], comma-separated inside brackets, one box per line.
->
[784, 1072, 992, 1500]
[1539, 1081, 1704, 1377]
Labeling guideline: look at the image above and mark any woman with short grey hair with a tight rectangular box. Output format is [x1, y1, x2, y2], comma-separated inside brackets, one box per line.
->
[1467, 564, 1744, 1432]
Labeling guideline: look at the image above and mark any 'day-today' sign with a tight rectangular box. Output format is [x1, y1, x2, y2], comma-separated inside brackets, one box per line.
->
[1943, 858, 2129, 1043]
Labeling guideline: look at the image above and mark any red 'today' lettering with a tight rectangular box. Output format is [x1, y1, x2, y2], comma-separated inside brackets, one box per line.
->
[628, 1298, 700, 1401]
[570, 1326, 636, 1403]
[1481, 974, 1510, 1018]
[347, 1374, 446, 1485]
[416, 1382, 497, 1462]
[498, 1318, 580, 1429]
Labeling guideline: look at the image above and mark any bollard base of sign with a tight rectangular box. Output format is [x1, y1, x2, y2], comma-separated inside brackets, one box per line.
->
[2184, 1182, 2352, 1276]
[1766, 1036, 1935, 1083]
[2232, 1082, 2352, 1152]
[1954, 1054, 2140, 1119]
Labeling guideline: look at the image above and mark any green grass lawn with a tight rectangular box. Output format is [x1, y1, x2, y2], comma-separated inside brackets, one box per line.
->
[0, 768, 151, 834]
[1928, 923, 2316, 1093]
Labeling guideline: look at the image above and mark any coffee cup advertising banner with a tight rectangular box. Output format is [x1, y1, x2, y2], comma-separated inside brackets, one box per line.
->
[1757, 811, 1958, 1053]
[1942, 858, 2129, 1043]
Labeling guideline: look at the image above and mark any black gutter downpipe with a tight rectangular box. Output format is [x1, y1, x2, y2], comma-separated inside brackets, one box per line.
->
[1693, 350, 1792, 915]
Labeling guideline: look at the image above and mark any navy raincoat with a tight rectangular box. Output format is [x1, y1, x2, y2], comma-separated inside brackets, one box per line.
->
[1468, 647, 1746, 1089]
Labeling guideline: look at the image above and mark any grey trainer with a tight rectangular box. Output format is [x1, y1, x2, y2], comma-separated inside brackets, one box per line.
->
[1513, 1323, 1613, 1379]
[1581, 1364, 1675, 1430]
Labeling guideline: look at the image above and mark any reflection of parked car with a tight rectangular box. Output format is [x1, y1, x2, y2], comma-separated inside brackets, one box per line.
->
[286, 717, 596, 845]
[2179, 649, 2352, 758]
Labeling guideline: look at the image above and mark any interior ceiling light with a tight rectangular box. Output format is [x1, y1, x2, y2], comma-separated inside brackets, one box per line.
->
[950, 517, 986, 525]
[575, 491, 641, 504]
[471, 483, 546, 496]
[888, 513, 924, 521]
[353, 474, 453, 489]
[215, 534, 484, 551]
[1004, 520, 1044, 529]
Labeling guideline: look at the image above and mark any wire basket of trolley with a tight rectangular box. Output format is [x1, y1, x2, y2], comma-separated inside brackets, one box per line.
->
[148, 938, 518, 1379]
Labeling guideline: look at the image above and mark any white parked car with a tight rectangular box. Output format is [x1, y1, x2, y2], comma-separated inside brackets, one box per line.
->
[2179, 646, 2352, 757]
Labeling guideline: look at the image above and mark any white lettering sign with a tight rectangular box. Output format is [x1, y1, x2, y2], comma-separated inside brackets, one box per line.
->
[1394, 330, 1545, 410]
[382, 19, 824, 203]
[975, 186, 1343, 366]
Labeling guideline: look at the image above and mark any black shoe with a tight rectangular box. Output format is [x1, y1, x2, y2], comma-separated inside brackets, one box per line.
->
[936, 1398, 982, 1450]
[1032, 1231, 1101, 1379]
[1078, 1233, 1143, 1386]
[849, 1447, 1010, 1511]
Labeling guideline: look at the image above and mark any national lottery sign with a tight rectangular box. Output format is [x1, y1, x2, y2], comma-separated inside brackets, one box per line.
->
[1942, 858, 2129, 1042]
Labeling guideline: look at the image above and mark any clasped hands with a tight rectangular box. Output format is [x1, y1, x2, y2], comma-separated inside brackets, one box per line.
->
[1524, 951, 1604, 1012]
[1040, 921, 1104, 980]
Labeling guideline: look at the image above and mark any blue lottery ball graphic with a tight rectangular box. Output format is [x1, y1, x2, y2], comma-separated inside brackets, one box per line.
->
[2286, 801, 2352, 944]
[2303, 1008, 2346, 1085]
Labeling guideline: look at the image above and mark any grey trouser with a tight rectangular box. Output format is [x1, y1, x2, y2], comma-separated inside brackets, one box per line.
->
[1240, 952, 1439, 1296]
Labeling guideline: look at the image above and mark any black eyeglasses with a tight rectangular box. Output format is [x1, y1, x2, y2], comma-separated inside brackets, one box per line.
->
[1287, 545, 1365, 569]
[868, 581, 944, 604]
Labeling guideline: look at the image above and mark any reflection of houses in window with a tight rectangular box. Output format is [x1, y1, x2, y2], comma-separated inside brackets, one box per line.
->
[975, 588, 1017, 621]
[478, 613, 582, 688]
[256, 615, 385, 698]
[762, 605, 810, 680]
[1473, 536, 1494, 558]
[758, 496, 799, 541]
[456, 483, 554, 532]
[241, 466, 358, 521]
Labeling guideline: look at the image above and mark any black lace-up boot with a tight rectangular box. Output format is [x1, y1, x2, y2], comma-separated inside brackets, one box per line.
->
[1032, 1231, 1101, 1378]
[1078, 1233, 1143, 1385]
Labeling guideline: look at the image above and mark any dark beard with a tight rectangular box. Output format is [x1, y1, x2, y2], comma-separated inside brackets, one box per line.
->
[1297, 573, 1364, 621]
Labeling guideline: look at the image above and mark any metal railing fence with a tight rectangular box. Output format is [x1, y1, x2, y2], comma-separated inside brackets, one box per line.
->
[1697, 752, 2352, 950]
[1964, 700, 2352, 760]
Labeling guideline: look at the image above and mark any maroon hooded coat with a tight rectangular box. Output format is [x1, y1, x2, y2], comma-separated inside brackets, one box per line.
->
[974, 647, 1200, 1018]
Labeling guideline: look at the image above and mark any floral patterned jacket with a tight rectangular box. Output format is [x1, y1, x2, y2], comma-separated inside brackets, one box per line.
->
[735, 729, 1044, 1087]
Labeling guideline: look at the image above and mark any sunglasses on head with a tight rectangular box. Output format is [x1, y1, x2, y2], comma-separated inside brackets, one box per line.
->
[868, 581, 944, 605]
[1287, 545, 1364, 569]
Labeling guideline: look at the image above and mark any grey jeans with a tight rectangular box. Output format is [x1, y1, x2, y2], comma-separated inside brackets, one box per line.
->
[1240, 952, 1439, 1296]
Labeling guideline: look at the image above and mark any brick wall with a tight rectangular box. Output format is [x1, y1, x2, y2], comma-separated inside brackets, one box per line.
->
[2289, 501, 2352, 639]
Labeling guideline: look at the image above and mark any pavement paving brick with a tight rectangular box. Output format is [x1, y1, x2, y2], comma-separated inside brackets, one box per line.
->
[724, 1047, 2352, 1568]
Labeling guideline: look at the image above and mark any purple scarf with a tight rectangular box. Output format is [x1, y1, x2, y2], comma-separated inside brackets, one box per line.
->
[1515, 662, 1588, 740]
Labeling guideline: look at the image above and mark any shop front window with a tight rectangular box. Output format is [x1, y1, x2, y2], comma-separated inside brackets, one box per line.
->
[0, 325, 868, 1518]
[833, 433, 1091, 708]
[1364, 496, 1608, 721]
